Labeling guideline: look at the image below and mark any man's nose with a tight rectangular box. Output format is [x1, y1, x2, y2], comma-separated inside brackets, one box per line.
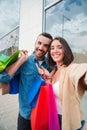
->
[39, 44, 44, 50]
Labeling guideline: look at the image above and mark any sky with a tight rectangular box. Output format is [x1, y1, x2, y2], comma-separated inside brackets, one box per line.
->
[0, 0, 20, 39]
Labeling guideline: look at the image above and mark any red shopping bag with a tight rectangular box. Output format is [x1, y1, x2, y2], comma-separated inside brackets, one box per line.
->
[31, 84, 49, 130]
[31, 83, 60, 130]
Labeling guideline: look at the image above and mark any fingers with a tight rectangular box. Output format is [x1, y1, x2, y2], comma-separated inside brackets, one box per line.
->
[84, 72, 87, 85]
[19, 50, 28, 56]
[22, 50, 28, 55]
[41, 66, 50, 75]
[36, 64, 44, 75]
[18, 50, 28, 62]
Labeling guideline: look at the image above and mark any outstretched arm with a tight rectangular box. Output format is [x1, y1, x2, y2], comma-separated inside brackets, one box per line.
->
[84, 72, 87, 85]
[79, 72, 87, 90]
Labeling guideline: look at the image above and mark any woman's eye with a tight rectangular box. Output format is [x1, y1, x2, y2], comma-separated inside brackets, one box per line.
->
[59, 46, 63, 49]
[50, 47, 54, 50]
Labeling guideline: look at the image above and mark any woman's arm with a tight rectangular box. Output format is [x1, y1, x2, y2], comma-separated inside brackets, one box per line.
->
[79, 72, 87, 90]
[84, 72, 87, 85]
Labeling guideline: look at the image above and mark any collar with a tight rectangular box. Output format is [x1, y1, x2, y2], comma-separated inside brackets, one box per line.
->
[31, 52, 47, 66]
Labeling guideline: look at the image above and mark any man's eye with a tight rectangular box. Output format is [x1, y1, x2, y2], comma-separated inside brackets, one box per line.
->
[38, 42, 41, 45]
[45, 44, 49, 48]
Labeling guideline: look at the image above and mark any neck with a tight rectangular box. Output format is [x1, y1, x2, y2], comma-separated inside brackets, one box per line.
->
[57, 63, 63, 70]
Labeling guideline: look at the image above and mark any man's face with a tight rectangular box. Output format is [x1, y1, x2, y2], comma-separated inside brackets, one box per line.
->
[34, 35, 52, 60]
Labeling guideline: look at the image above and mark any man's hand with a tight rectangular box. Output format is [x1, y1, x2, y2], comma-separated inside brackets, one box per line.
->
[6, 50, 28, 76]
[19, 50, 28, 64]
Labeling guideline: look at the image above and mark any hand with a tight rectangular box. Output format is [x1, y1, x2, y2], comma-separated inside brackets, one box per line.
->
[84, 72, 87, 85]
[19, 50, 28, 63]
[36, 63, 50, 80]
[6, 50, 29, 76]
[36, 63, 44, 75]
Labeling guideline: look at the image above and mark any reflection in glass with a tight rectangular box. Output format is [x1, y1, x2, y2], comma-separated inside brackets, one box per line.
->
[0, 0, 20, 55]
[45, 0, 87, 62]
[45, 0, 59, 6]
[0, 0, 20, 39]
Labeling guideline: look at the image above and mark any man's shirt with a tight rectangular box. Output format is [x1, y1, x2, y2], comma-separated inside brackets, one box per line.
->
[0, 53, 51, 120]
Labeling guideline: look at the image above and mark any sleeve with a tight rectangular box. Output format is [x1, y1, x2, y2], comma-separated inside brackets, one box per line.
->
[0, 70, 13, 82]
[70, 63, 87, 90]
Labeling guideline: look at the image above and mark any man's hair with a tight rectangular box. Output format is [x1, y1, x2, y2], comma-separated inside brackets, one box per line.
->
[39, 32, 53, 40]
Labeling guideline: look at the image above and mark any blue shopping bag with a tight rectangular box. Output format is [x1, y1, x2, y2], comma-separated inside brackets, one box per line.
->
[28, 76, 45, 107]
[9, 75, 19, 94]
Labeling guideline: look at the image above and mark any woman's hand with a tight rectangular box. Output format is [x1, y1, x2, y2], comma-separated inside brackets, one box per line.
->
[36, 64, 51, 81]
[84, 72, 87, 85]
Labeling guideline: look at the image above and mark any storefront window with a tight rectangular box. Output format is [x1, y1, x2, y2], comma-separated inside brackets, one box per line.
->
[0, 0, 20, 55]
[44, 0, 87, 63]
[43, 0, 87, 120]
[45, 0, 60, 6]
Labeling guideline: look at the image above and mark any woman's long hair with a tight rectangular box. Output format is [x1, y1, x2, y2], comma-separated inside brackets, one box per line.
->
[48, 36, 74, 68]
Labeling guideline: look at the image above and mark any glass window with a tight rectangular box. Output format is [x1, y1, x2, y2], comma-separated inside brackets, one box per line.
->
[45, 0, 60, 6]
[0, 0, 20, 55]
[44, 0, 87, 63]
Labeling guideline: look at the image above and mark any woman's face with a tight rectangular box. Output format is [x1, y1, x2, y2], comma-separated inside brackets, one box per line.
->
[50, 39, 64, 65]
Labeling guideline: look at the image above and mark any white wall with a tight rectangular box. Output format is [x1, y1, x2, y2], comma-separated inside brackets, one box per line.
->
[19, 0, 43, 54]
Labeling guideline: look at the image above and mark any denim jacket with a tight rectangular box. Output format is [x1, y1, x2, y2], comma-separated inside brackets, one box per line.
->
[0, 53, 51, 120]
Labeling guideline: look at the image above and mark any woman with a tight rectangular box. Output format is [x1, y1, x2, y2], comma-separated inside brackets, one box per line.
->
[36, 36, 87, 130]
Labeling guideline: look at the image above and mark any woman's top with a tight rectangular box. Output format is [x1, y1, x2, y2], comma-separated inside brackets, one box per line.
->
[52, 63, 87, 130]
[53, 81, 62, 115]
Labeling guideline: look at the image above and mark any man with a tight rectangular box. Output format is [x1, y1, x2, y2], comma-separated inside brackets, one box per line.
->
[0, 32, 53, 130]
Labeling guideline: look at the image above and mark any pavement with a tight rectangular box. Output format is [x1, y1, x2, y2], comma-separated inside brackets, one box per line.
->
[0, 91, 87, 130]
[0, 92, 18, 130]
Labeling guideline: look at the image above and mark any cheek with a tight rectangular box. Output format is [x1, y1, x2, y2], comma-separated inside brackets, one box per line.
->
[34, 44, 39, 51]
[61, 51, 64, 60]
[60, 48, 64, 55]
[43, 47, 49, 52]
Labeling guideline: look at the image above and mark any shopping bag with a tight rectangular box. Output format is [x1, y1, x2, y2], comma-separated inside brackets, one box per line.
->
[48, 83, 60, 130]
[0, 75, 19, 95]
[28, 76, 45, 107]
[0, 82, 10, 95]
[9, 75, 19, 94]
[0, 50, 20, 72]
[31, 83, 60, 130]
[31, 84, 49, 130]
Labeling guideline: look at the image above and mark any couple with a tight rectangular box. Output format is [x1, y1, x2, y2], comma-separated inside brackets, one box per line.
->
[36, 36, 87, 130]
[0, 32, 87, 130]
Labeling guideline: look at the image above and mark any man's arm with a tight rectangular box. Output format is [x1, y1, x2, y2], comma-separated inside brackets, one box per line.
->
[6, 50, 28, 76]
